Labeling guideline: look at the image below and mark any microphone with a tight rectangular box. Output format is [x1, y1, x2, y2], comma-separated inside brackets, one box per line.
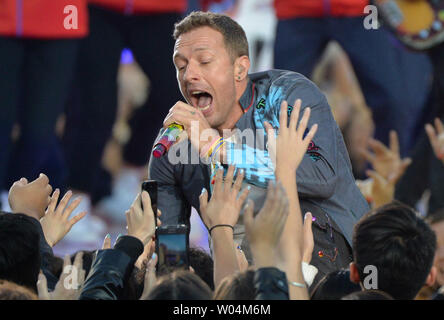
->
[152, 123, 184, 158]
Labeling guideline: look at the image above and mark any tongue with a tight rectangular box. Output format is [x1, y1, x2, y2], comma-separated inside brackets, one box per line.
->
[197, 94, 212, 108]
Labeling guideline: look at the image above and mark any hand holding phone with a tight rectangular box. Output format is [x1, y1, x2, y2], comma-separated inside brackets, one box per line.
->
[141, 180, 158, 230]
[155, 224, 190, 276]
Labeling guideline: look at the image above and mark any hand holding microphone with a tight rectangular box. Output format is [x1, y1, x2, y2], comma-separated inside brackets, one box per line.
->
[153, 101, 219, 158]
[152, 123, 184, 158]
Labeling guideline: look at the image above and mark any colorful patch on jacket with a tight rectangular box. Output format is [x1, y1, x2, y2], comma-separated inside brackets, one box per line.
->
[256, 98, 266, 110]
[304, 128, 321, 161]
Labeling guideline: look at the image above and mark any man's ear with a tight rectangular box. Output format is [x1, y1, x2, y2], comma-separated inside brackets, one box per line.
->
[234, 55, 250, 81]
[425, 266, 437, 287]
[349, 262, 361, 284]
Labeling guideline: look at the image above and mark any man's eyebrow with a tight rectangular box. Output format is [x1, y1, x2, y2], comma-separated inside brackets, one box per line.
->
[173, 52, 186, 61]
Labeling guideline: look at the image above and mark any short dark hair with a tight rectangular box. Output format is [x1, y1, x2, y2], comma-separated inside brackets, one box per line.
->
[341, 289, 394, 300]
[0, 279, 38, 300]
[214, 269, 255, 300]
[310, 269, 361, 300]
[189, 247, 214, 290]
[173, 11, 249, 61]
[146, 270, 212, 300]
[0, 213, 41, 292]
[353, 202, 436, 300]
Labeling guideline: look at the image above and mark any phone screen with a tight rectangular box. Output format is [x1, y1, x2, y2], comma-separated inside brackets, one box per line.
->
[157, 232, 188, 271]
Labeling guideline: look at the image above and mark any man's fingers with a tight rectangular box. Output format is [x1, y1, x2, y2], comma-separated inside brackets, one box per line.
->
[102, 234, 112, 249]
[37, 271, 50, 300]
[163, 111, 191, 129]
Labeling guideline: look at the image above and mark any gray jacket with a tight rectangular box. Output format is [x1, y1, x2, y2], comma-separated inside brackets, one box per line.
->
[148, 69, 369, 247]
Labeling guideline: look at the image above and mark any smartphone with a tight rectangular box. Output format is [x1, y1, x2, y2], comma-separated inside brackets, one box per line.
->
[141, 180, 158, 229]
[155, 224, 190, 275]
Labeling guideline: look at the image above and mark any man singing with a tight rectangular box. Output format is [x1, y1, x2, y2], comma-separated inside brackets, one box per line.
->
[148, 11, 369, 287]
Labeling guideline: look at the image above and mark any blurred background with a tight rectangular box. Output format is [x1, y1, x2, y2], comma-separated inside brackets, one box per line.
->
[1, 0, 442, 257]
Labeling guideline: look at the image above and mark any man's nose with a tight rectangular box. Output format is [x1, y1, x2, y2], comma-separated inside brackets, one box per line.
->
[183, 62, 200, 82]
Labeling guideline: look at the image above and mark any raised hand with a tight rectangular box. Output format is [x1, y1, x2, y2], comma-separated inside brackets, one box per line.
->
[126, 191, 156, 246]
[40, 189, 87, 247]
[37, 252, 85, 300]
[360, 130, 411, 183]
[264, 99, 318, 176]
[139, 253, 158, 300]
[365, 169, 396, 208]
[425, 118, 444, 164]
[243, 181, 289, 268]
[8, 173, 52, 220]
[199, 166, 250, 231]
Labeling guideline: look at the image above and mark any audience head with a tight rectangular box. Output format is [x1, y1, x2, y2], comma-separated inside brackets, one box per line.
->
[310, 269, 361, 300]
[426, 208, 444, 287]
[0, 212, 41, 292]
[189, 247, 214, 290]
[145, 270, 212, 300]
[0, 279, 38, 300]
[213, 269, 255, 300]
[341, 289, 394, 300]
[351, 202, 437, 300]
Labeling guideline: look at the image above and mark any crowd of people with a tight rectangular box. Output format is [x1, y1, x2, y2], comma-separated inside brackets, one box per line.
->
[1, 0, 444, 301]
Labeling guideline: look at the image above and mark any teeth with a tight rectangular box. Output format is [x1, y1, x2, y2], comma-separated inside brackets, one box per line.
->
[200, 104, 210, 111]
[192, 91, 203, 95]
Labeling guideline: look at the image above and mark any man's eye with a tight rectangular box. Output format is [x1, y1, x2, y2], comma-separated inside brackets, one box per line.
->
[201, 60, 211, 65]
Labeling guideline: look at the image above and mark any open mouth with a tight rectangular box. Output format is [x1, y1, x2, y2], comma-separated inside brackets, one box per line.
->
[189, 90, 213, 114]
